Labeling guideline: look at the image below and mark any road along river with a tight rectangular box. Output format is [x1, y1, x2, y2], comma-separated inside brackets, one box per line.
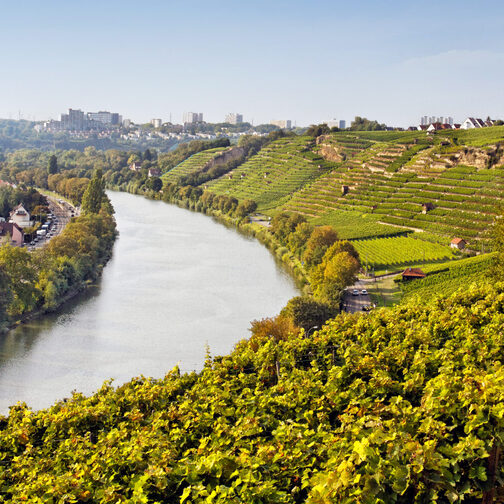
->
[0, 191, 300, 413]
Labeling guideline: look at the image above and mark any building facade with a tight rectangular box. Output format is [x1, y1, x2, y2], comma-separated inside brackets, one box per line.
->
[225, 113, 243, 125]
[270, 119, 292, 129]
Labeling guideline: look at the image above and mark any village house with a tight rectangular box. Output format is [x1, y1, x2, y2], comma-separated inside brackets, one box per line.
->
[401, 267, 426, 281]
[9, 204, 33, 228]
[0, 222, 24, 246]
[129, 161, 142, 172]
[450, 238, 467, 250]
[461, 117, 490, 129]
[147, 167, 161, 177]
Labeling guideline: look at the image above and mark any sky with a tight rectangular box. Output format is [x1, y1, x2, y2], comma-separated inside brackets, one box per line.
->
[0, 0, 503, 127]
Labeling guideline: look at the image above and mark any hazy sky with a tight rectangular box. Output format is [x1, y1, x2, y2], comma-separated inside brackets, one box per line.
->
[1, 0, 503, 127]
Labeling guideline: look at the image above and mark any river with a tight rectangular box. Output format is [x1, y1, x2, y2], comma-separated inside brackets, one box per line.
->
[0, 192, 300, 413]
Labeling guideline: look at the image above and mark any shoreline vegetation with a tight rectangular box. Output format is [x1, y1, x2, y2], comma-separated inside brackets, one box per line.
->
[0, 170, 117, 333]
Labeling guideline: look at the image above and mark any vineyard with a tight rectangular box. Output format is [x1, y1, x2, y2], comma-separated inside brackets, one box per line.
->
[206, 136, 335, 211]
[161, 147, 229, 183]
[1, 283, 504, 502]
[352, 235, 455, 273]
[400, 253, 493, 301]
[310, 209, 406, 239]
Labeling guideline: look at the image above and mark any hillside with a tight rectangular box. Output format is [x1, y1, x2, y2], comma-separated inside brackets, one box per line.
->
[159, 127, 504, 278]
[1, 283, 503, 502]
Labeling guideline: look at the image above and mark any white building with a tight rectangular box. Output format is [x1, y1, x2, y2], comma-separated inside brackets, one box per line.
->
[225, 113, 243, 125]
[183, 112, 203, 124]
[9, 204, 33, 228]
[461, 117, 489, 129]
[151, 118, 162, 128]
[270, 119, 292, 129]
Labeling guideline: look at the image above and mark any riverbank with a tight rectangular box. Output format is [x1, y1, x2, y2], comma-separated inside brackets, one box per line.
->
[110, 186, 310, 293]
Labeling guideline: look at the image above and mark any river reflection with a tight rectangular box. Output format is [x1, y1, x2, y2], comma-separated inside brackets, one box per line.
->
[0, 192, 299, 413]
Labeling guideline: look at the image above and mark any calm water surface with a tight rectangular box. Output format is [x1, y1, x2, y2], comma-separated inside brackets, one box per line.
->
[0, 192, 299, 413]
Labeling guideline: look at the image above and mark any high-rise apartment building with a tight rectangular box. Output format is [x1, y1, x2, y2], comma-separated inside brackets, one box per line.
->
[151, 118, 162, 128]
[183, 112, 203, 124]
[270, 119, 292, 129]
[225, 113, 243, 125]
[87, 111, 121, 125]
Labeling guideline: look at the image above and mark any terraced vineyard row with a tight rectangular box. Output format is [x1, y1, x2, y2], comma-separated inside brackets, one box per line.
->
[400, 253, 492, 302]
[207, 136, 334, 210]
[283, 138, 504, 244]
[352, 236, 454, 272]
[161, 147, 229, 183]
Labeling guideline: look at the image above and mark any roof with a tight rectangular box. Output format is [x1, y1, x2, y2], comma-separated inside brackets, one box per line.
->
[0, 222, 23, 236]
[451, 238, 466, 244]
[402, 267, 426, 278]
[10, 203, 29, 216]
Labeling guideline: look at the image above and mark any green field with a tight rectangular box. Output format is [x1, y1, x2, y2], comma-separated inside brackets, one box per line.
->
[352, 235, 455, 273]
[310, 209, 405, 239]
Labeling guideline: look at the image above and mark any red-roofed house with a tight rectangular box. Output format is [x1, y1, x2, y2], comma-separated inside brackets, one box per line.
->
[0, 222, 24, 246]
[401, 267, 426, 280]
[450, 238, 467, 250]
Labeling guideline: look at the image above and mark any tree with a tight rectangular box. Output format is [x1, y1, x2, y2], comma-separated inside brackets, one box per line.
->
[302, 226, 339, 269]
[310, 240, 360, 288]
[81, 169, 105, 214]
[349, 116, 387, 131]
[150, 177, 163, 192]
[235, 199, 257, 218]
[312, 251, 360, 305]
[287, 222, 314, 255]
[270, 213, 306, 242]
[47, 155, 58, 175]
[0, 245, 39, 315]
[280, 296, 337, 332]
[249, 314, 300, 344]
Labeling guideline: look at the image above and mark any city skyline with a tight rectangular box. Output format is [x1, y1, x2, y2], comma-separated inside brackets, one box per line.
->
[1, 0, 503, 127]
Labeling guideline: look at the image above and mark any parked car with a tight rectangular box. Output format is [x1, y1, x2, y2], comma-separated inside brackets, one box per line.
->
[361, 289, 368, 295]
[352, 289, 359, 296]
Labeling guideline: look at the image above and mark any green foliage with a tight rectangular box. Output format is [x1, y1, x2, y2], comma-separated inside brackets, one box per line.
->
[280, 296, 337, 331]
[47, 154, 58, 175]
[349, 116, 387, 131]
[81, 169, 106, 214]
[2, 284, 504, 501]
[302, 226, 339, 269]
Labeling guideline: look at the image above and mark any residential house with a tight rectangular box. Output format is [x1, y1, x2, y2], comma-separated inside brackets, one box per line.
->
[401, 267, 426, 281]
[450, 238, 467, 250]
[129, 161, 143, 172]
[0, 222, 24, 246]
[148, 167, 161, 177]
[9, 204, 33, 228]
[461, 117, 486, 129]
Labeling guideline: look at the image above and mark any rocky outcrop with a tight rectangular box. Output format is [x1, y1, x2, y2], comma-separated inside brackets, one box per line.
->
[316, 136, 346, 162]
[202, 147, 246, 172]
[451, 145, 504, 169]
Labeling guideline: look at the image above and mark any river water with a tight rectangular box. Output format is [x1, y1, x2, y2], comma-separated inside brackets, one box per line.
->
[0, 192, 299, 413]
